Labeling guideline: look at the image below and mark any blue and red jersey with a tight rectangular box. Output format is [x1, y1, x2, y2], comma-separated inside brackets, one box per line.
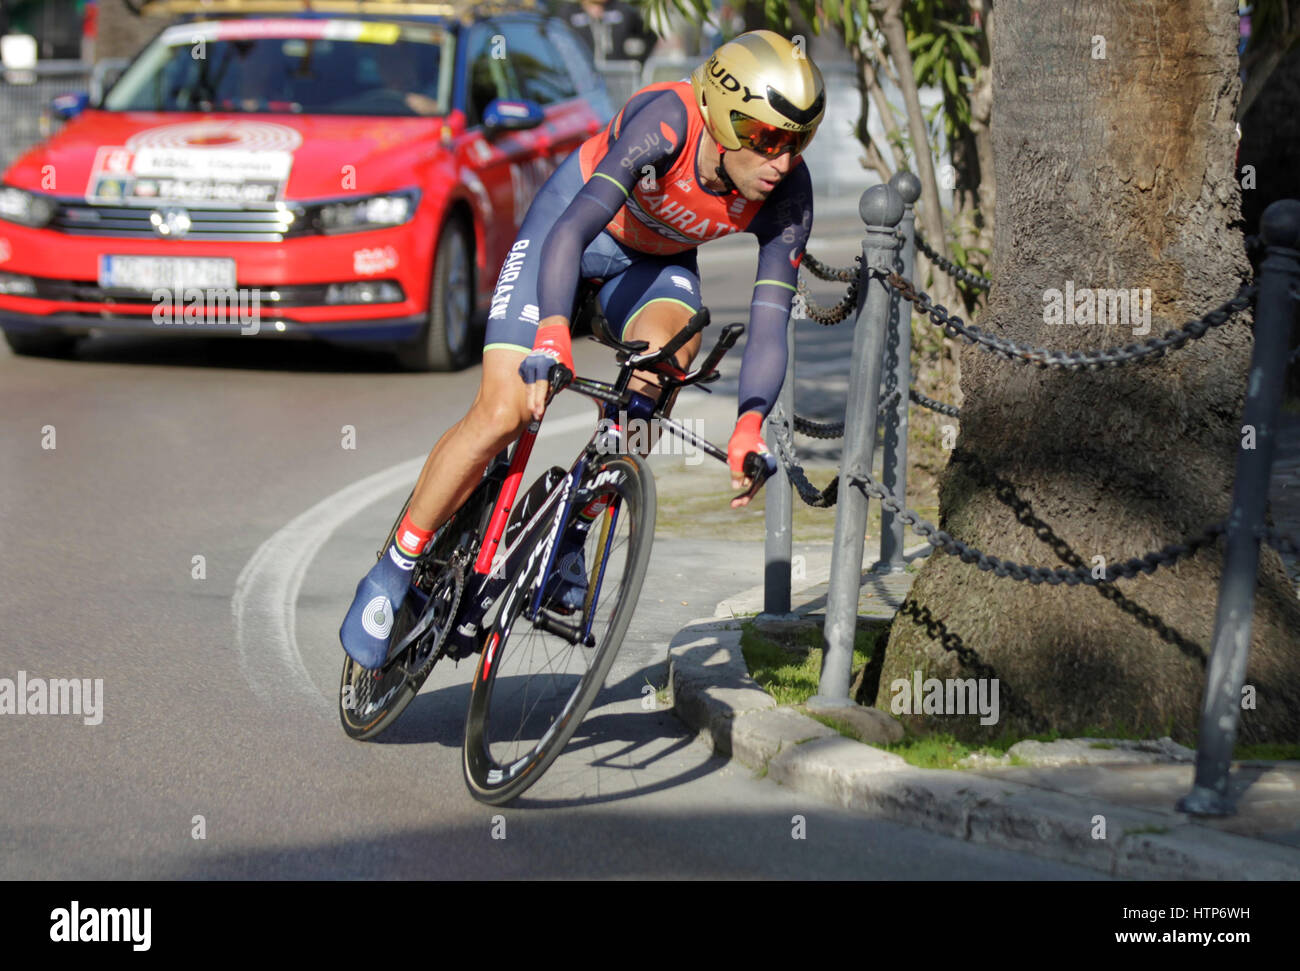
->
[537, 81, 815, 418]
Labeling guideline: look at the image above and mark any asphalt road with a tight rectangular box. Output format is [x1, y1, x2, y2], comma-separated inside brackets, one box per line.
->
[0, 201, 1103, 879]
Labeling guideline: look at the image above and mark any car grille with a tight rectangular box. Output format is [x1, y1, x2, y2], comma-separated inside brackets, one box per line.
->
[30, 278, 340, 307]
[49, 203, 312, 242]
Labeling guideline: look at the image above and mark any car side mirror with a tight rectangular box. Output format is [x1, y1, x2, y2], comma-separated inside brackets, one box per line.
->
[482, 98, 544, 134]
[51, 91, 90, 121]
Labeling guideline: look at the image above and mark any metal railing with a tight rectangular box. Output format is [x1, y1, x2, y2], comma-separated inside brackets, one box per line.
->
[0, 59, 128, 174]
[762, 175, 1300, 817]
[0, 60, 93, 171]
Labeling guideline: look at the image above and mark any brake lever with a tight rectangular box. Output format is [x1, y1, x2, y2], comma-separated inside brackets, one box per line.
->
[544, 363, 574, 408]
[733, 451, 778, 504]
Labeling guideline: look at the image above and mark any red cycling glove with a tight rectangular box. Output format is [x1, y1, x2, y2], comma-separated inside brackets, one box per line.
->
[727, 411, 768, 479]
[518, 322, 575, 385]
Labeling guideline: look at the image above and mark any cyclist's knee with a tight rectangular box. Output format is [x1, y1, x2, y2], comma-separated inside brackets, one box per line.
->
[466, 378, 530, 447]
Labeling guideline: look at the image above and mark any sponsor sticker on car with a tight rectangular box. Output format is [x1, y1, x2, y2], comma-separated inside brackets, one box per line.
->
[85, 121, 301, 206]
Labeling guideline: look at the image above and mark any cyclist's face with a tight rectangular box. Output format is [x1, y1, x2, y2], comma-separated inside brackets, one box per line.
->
[726, 144, 798, 202]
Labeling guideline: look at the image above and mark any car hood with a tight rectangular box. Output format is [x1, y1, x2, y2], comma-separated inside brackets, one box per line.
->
[4, 111, 447, 203]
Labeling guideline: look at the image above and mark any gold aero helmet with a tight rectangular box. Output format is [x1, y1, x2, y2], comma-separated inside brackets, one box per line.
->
[690, 30, 825, 157]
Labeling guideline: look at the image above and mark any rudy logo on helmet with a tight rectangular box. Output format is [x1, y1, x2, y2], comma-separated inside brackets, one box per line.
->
[691, 30, 826, 159]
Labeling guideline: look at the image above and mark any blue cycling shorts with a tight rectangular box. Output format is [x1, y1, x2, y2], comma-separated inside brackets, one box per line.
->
[482, 151, 703, 355]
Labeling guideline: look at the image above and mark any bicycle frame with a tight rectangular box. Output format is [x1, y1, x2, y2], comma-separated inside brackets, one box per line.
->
[438, 416, 610, 662]
[425, 309, 774, 666]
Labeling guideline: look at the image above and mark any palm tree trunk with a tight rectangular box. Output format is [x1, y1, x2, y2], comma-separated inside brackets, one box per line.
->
[877, 0, 1300, 743]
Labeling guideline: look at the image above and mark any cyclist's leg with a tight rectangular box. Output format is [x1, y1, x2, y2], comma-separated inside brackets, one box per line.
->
[405, 155, 592, 534]
[598, 252, 705, 413]
[341, 161, 581, 666]
[405, 348, 531, 533]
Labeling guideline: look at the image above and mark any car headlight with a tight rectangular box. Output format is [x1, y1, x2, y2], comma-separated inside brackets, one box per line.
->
[0, 186, 56, 228]
[311, 190, 419, 234]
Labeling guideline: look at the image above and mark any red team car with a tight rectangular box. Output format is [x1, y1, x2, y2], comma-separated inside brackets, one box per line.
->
[0, 1, 613, 369]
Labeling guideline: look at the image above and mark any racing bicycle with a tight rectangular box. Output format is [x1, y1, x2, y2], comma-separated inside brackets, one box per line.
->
[337, 294, 775, 805]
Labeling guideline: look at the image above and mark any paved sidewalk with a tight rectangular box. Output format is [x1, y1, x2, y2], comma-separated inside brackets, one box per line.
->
[657, 412, 1300, 880]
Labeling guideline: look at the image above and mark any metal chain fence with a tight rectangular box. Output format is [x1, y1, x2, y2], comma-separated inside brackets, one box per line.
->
[913, 232, 993, 292]
[877, 268, 1259, 370]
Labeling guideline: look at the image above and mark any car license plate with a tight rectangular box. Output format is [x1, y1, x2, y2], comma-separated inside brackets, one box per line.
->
[99, 256, 236, 292]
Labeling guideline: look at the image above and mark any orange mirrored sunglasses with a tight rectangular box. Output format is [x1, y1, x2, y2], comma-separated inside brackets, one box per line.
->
[730, 111, 813, 159]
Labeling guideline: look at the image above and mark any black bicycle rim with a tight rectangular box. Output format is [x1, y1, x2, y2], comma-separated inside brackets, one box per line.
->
[463, 455, 655, 803]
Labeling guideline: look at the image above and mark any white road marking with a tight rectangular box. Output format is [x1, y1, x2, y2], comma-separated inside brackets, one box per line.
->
[231, 410, 599, 712]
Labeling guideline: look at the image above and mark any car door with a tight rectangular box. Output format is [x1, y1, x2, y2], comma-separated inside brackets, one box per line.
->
[457, 21, 541, 263]
[500, 17, 595, 181]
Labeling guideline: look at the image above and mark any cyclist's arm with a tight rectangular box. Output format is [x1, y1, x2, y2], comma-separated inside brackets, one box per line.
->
[534, 90, 688, 325]
[735, 163, 815, 423]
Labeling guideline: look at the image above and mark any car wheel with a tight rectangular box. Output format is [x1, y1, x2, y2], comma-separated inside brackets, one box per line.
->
[2, 330, 77, 358]
[397, 217, 475, 372]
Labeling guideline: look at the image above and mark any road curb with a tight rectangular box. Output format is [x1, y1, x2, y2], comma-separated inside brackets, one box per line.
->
[667, 618, 1300, 880]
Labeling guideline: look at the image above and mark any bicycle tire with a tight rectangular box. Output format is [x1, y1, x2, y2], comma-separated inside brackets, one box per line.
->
[462, 454, 656, 804]
[339, 472, 495, 740]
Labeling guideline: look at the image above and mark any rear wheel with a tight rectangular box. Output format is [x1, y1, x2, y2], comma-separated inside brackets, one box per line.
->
[463, 454, 656, 804]
[397, 217, 476, 372]
[339, 471, 495, 740]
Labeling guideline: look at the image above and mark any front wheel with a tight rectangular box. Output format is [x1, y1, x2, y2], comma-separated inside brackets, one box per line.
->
[463, 454, 656, 804]
[396, 217, 476, 372]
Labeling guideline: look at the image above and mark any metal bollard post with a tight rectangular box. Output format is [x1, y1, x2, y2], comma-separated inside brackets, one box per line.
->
[762, 312, 797, 617]
[877, 171, 922, 573]
[1178, 199, 1300, 817]
[811, 183, 904, 705]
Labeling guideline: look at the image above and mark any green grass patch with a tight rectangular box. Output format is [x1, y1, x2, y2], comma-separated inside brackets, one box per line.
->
[804, 711, 866, 742]
[1234, 742, 1300, 761]
[1123, 825, 1170, 837]
[739, 623, 1300, 770]
[880, 732, 1015, 769]
[740, 621, 879, 707]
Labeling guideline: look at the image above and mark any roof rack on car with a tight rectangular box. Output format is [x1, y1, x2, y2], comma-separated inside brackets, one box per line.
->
[132, 0, 538, 21]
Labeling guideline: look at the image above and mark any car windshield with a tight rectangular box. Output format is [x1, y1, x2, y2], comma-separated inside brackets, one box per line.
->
[103, 19, 452, 117]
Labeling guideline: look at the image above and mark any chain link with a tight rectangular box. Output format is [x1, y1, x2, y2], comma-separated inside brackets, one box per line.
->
[878, 268, 1258, 370]
[913, 232, 993, 292]
[909, 387, 962, 417]
[768, 402, 838, 506]
[792, 414, 845, 438]
[796, 276, 858, 324]
[847, 465, 1225, 583]
[803, 252, 859, 283]
[791, 388, 900, 439]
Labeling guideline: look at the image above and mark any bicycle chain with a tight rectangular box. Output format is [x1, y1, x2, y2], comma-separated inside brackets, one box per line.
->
[877, 268, 1258, 370]
[402, 553, 468, 677]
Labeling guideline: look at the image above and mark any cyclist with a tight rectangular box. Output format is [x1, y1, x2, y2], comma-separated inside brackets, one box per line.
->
[341, 30, 824, 668]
